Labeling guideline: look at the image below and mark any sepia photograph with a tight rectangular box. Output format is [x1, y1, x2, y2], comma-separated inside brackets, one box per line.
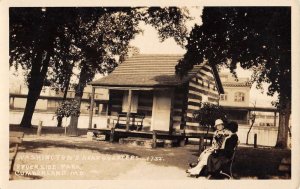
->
[1, 1, 299, 189]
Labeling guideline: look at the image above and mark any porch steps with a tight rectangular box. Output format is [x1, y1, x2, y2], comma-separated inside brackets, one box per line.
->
[119, 137, 178, 148]
[87, 131, 107, 141]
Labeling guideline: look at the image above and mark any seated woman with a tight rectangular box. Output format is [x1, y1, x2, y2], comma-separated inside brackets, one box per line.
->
[206, 121, 239, 178]
[186, 119, 232, 177]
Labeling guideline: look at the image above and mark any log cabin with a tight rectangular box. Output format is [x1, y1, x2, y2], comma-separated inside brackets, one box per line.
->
[88, 54, 224, 140]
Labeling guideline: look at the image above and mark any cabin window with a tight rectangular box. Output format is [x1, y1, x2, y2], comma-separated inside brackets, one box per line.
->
[234, 92, 245, 102]
[122, 91, 138, 113]
[220, 92, 228, 101]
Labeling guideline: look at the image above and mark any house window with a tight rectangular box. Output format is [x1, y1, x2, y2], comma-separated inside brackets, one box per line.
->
[220, 93, 228, 101]
[122, 91, 138, 113]
[234, 92, 245, 102]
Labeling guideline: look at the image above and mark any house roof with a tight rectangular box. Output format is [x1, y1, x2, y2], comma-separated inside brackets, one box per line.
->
[223, 82, 252, 88]
[220, 73, 251, 88]
[90, 54, 223, 93]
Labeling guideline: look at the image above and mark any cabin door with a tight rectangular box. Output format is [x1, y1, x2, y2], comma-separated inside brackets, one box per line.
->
[151, 90, 171, 131]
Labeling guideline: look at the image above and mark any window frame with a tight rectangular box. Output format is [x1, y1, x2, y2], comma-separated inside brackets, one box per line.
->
[234, 92, 245, 102]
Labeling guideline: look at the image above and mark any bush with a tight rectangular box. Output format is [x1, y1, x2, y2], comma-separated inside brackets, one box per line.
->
[55, 100, 80, 119]
[193, 102, 227, 129]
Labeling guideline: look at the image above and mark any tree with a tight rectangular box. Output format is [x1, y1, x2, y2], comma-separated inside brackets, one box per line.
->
[55, 100, 80, 134]
[10, 7, 191, 134]
[10, 8, 112, 128]
[10, 8, 65, 127]
[176, 7, 291, 148]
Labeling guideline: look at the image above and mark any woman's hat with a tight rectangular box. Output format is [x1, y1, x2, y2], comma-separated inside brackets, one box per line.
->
[214, 119, 224, 127]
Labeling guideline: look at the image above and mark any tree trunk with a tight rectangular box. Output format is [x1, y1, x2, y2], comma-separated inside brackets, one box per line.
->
[275, 101, 291, 148]
[56, 116, 63, 128]
[20, 89, 41, 127]
[19, 13, 55, 128]
[67, 95, 82, 136]
[20, 50, 52, 127]
[57, 74, 71, 127]
[67, 68, 87, 136]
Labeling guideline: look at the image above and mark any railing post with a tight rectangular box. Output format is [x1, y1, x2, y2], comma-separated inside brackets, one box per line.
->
[37, 121, 43, 136]
[152, 130, 157, 148]
[254, 133, 257, 148]
[110, 126, 115, 142]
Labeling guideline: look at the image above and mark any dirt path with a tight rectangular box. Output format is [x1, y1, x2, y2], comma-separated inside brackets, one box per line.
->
[11, 135, 196, 180]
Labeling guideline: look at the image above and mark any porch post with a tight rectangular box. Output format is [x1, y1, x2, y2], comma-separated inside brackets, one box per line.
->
[88, 87, 96, 129]
[169, 88, 175, 135]
[126, 89, 133, 131]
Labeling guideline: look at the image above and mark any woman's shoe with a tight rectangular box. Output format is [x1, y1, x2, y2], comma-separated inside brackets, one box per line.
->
[206, 174, 212, 179]
[189, 163, 197, 168]
[189, 173, 200, 178]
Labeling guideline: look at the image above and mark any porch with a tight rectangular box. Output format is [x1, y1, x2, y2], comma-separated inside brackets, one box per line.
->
[87, 127, 213, 149]
[87, 85, 186, 132]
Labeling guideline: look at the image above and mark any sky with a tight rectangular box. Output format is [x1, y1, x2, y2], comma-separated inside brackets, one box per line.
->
[129, 7, 278, 107]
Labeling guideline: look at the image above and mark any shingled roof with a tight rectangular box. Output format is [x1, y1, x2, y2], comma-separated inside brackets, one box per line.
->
[90, 54, 220, 90]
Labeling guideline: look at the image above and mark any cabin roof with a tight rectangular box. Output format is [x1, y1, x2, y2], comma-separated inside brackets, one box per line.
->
[90, 54, 223, 93]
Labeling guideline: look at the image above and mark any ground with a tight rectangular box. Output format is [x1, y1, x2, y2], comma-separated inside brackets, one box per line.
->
[9, 125, 291, 180]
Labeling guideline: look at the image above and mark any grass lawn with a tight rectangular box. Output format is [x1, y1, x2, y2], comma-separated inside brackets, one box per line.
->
[9, 125, 291, 180]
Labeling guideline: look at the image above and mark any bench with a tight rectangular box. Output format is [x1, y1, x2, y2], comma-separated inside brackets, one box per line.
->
[9, 131, 24, 173]
[113, 113, 145, 131]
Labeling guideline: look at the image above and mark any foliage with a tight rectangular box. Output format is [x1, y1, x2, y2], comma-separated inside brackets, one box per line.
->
[176, 7, 291, 107]
[9, 7, 191, 128]
[176, 7, 291, 148]
[10, 7, 191, 85]
[193, 102, 227, 129]
[55, 100, 80, 118]
[143, 7, 191, 47]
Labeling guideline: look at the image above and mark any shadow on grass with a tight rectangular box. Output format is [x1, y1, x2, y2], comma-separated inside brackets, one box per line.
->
[233, 147, 291, 179]
[185, 144, 291, 179]
[10, 124, 88, 136]
[18, 140, 140, 157]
